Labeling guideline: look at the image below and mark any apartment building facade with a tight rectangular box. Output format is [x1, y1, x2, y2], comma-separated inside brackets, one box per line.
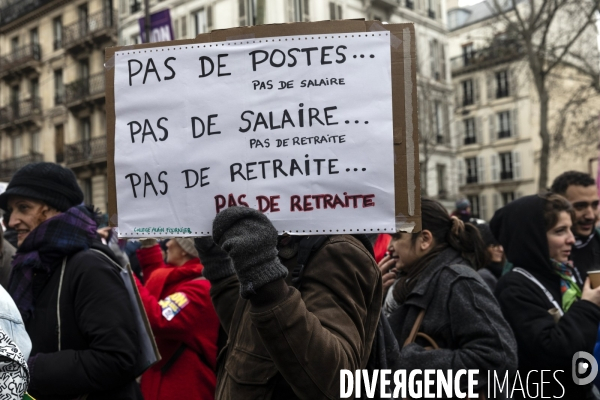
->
[448, 0, 600, 221]
[117, 0, 458, 208]
[0, 0, 116, 212]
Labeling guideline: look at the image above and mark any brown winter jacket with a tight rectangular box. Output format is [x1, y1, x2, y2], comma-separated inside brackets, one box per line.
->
[210, 235, 382, 400]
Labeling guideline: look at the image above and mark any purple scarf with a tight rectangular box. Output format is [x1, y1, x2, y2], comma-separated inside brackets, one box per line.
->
[8, 205, 98, 321]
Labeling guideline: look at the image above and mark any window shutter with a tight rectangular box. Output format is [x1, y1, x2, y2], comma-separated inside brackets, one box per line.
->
[513, 150, 521, 179]
[207, 6, 213, 30]
[477, 155, 485, 183]
[443, 103, 450, 144]
[512, 108, 519, 138]
[487, 72, 494, 103]
[476, 116, 483, 145]
[509, 66, 517, 97]
[473, 78, 480, 104]
[488, 114, 496, 142]
[458, 158, 465, 186]
[456, 120, 464, 147]
[480, 194, 488, 221]
[493, 193, 500, 212]
[491, 154, 499, 182]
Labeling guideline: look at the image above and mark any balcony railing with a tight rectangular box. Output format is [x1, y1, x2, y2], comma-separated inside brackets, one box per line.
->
[0, 153, 44, 181]
[0, 44, 41, 75]
[463, 96, 474, 107]
[500, 171, 514, 181]
[466, 175, 478, 184]
[497, 89, 510, 98]
[63, 9, 116, 49]
[0, 97, 42, 127]
[498, 130, 512, 139]
[451, 41, 524, 73]
[65, 72, 105, 106]
[65, 136, 107, 166]
[0, 0, 53, 25]
[464, 136, 477, 145]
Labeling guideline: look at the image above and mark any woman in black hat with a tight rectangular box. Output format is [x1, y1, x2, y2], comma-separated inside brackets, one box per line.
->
[0, 162, 142, 399]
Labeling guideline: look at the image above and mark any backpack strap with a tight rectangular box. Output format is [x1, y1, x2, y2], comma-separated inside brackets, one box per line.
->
[291, 236, 329, 288]
[513, 267, 564, 316]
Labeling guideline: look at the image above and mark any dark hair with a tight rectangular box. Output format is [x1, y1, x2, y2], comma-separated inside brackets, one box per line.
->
[550, 171, 595, 196]
[392, 198, 488, 303]
[542, 192, 575, 231]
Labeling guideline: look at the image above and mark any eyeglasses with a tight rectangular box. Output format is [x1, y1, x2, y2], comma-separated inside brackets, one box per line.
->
[572, 200, 600, 211]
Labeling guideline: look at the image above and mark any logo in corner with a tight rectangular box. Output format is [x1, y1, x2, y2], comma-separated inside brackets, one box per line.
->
[572, 351, 598, 385]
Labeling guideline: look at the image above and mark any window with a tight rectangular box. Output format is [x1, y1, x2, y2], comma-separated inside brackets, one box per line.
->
[499, 152, 513, 180]
[502, 191, 515, 206]
[498, 111, 511, 138]
[462, 79, 474, 106]
[468, 195, 480, 218]
[181, 16, 187, 38]
[130, 0, 141, 13]
[30, 78, 39, 99]
[428, 0, 436, 18]
[12, 135, 22, 158]
[10, 36, 19, 54]
[10, 86, 19, 106]
[79, 4, 89, 34]
[464, 118, 476, 145]
[31, 132, 40, 153]
[239, 0, 255, 26]
[496, 70, 509, 98]
[406, 0, 414, 9]
[290, 0, 310, 22]
[434, 101, 444, 143]
[462, 43, 474, 65]
[30, 28, 39, 45]
[329, 2, 342, 20]
[81, 117, 91, 142]
[55, 124, 65, 163]
[466, 157, 478, 184]
[53, 17, 63, 50]
[79, 59, 89, 79]
[420, 162, 427, 194]
[436, 164, 447, 199]
[430, 39, 440, 81]
[54, 69, 64, 105]
[82, 178, 93, 205]
[194, 9, 207, 36]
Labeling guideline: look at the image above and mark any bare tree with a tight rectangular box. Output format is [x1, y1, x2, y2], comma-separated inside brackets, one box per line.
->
[490, 0, 600, 190]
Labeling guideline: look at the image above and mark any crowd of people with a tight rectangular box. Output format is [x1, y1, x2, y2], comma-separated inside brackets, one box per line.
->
[0, 162, 600, 399]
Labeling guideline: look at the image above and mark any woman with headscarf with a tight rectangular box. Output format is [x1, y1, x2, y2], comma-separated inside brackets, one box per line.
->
[135, 237, 220, 400]
[476, 223, 506, 291]
[0, 162, 141, 399]
[492, 193, 600, 398]
[380, 198, 517, 396]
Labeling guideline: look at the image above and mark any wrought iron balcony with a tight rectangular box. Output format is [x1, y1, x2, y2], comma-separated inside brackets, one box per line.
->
[464, 136, 477, 145]
[65, 136, 107, 167]
[63, 9, 117, 51]
[0, 97, 42, 129]
[0, 44, 41, 78]
[0, 0, 52, 26]
[65, 72, 105, 108]
[451, 41, 524, 75]
[466, 175, 478, 184]
[0, 153, 44, 181]
[500, 171, 514, 181]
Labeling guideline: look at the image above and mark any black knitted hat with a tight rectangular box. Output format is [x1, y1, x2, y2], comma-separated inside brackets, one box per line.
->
[0, 162, 84, 212]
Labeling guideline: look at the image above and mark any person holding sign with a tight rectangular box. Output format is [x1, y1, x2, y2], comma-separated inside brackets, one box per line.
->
[0, 163, 142, 400]
[194, 206, 382, 399]
[134, 237, 220, 400]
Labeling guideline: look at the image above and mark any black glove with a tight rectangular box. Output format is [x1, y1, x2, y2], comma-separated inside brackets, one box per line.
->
[194, 237, 235, 282]
[213, 207, 287, 299]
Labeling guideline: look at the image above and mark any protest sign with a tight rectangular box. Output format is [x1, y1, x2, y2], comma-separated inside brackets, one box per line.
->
[106, 20, 421, 237]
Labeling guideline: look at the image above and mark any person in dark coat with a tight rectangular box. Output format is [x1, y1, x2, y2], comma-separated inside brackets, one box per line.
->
[0, 162, 141, 400]
[491, 193, 600, 399]
[476, 223, 506, 291]
[382, 198, 517, 396]
[551, 171, 600, 280]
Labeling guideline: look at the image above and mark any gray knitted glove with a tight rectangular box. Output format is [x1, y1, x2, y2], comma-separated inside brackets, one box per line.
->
[212, 207, 288, 299]
[194, 236, 236, 282]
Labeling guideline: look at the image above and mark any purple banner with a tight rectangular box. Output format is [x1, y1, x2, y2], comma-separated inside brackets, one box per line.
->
[139, 9, 174, 43]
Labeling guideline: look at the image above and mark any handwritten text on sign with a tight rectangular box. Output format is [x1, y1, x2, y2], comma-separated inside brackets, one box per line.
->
[114, 33, 395, 236]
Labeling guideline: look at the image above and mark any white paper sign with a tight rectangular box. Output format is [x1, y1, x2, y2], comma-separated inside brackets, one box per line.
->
[113, 32, 395, 237]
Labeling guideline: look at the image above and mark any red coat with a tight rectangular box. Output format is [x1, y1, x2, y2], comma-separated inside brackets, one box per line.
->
[135, 245, 219, 400]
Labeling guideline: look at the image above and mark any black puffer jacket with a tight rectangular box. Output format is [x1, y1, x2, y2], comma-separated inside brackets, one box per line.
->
[26, 241, 142, 400]
[492, 195, 600, 399]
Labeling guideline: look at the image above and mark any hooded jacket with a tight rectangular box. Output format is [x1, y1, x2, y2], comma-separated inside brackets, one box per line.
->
[491, 195, 600, 399]
[135, 244, 220, 400]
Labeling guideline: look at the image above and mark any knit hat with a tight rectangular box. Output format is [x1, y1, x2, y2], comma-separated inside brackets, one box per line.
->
[0, 162, 84, 212]
[455, 198, 471, 211]
[174, 238, 199, 259]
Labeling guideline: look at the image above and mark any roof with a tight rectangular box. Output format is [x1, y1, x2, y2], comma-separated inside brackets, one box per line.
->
[448, 0, 527, 31]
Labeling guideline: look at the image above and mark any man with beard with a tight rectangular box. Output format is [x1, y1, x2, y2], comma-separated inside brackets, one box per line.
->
[551, 171, 600, 280]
